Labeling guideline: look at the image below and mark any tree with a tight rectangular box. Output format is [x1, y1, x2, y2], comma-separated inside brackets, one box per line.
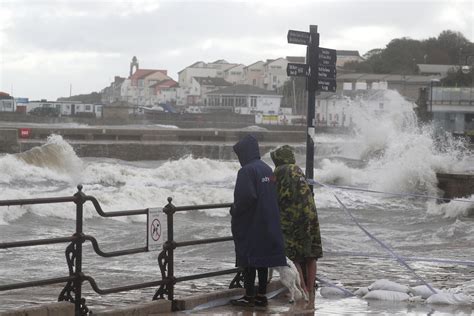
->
[341, 30, 473, 86]
[57, 92, 102, 103]
[441, 69, 472, 87]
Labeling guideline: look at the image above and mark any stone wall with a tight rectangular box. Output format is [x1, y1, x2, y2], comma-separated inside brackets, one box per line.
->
[437, 173, 474, 199]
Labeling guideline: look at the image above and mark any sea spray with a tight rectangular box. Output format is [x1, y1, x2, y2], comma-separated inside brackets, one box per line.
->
[315, 89, 472, 204]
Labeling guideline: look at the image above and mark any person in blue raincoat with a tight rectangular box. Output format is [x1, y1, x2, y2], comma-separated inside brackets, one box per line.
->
[230, 134, 286, 308]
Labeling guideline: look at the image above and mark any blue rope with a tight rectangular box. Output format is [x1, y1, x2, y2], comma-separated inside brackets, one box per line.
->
[316, 275, 354, 297]
[328, 189, 437, 294]
[324, 250, 474, 267]
[308, 180, 474, 204]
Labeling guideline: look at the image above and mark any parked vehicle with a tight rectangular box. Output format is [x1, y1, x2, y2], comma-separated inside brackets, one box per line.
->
[28, 107, 60, 117]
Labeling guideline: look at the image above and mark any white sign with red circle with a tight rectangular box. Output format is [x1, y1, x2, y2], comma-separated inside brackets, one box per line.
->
[148, 208, 166, 252]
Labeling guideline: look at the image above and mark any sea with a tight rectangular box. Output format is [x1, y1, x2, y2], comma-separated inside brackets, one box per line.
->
[1, 90, 473, 315]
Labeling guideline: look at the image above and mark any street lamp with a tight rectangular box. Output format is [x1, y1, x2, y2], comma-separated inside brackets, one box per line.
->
[429, 78, 440, 114]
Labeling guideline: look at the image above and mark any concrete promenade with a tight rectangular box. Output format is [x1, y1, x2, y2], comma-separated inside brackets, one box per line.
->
[0, 282, 320, 316]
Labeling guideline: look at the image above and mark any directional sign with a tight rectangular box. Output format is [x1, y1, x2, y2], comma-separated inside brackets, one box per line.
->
[287, 63, 309, 77]
[316, 65, 336, 79]
[318, 47, 337, 65]
[287, 30, 311, 45]
[317, 79, 337, 92]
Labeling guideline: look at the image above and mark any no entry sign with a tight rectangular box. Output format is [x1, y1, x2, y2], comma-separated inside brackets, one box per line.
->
[148, 208, 166, 251]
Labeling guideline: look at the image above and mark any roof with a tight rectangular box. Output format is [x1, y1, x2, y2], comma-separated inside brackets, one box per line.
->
[210, 59, 229, 64]
[178, 61, 205, 74]
[150, 79, 178, 89]
[206, 84, 280, 96]
[286, 56, 306, 63]
[224, 64, 245, 73]
[130, 69, 167, 80]
[417, 64, 459, 75]
[337, 50, 361, 57]
[244, 61, 264, 69]
[193, 77, 232, 86]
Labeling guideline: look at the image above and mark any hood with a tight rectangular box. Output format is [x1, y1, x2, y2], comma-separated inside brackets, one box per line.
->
[270, 145, 296, 167]
[233, 134, 260, 166]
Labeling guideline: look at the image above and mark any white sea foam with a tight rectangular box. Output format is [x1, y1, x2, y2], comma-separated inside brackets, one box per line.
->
[426, 197, 474, 218]
[313, 90, 471, 218]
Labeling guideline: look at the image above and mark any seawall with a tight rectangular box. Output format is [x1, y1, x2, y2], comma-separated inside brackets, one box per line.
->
[1, 127, 307, 160]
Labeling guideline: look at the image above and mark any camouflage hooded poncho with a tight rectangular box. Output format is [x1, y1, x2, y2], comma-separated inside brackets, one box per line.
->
[270, 145, 323, 262]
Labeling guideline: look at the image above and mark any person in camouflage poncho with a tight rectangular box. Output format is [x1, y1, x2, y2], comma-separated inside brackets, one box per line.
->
[270, 145, 323, 294]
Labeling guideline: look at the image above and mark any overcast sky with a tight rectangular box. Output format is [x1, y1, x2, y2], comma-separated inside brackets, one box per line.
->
[0, 0, 472, 101]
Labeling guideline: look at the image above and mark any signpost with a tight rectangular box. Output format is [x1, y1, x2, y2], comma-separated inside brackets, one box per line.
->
[286, 25, 337, 188]
[287, 63, 310, 77]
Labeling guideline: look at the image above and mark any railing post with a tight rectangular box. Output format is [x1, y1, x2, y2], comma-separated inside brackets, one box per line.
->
[74, 185, 85, 315]
[153, 197, 177, 308]
[59, 184, 89, 315]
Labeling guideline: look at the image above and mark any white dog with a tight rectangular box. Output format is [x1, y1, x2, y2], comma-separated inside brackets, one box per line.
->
[269, 257, 309, 303]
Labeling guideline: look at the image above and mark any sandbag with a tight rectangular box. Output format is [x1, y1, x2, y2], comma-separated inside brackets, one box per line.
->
[363, 290, 411, 301]
[354, 287, 369, 297]
[410, 285, 438, 299]
[426, 293, 473, 306]
[368, 279, 410, 293]
[320, 286, 350, 298]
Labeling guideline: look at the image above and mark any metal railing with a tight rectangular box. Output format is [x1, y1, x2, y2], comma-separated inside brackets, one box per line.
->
[0, 185, 242, 315]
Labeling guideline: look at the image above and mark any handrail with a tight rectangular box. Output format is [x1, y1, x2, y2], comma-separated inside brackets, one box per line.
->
[0, 196, 77, 206]
[0, 186, 239, 316]
[0, 236, 75, 249]
[0, 276, 76, 291]
[83, 235, 148, 257]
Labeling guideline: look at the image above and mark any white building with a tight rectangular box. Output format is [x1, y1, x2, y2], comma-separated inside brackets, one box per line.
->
[0, 92, 15, 112]
[224, 64, 245, 84]
[336, 50, 364, 67]
[121, 69, 173, 106]
[262, 58, 289, 90]
[243, 61, 265, 88]
[178, 60, 238, 88]
[186, 77, 232, 105]
[205, 84, 282, 115]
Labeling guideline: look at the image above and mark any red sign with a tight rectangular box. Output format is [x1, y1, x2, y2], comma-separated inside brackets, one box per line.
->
[19, 128, 31, 138]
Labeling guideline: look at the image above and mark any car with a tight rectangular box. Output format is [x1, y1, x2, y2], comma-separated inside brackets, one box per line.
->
[28, 107, 60, 117]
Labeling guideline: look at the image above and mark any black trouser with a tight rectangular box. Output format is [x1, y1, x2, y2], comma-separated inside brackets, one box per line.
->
[243, 267, 268, 297]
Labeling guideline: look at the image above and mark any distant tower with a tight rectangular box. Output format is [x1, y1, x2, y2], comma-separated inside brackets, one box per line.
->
[130, 56, 139, 77]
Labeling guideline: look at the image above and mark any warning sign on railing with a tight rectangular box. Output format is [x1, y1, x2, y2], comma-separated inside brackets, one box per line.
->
[148, 208, 166, 252]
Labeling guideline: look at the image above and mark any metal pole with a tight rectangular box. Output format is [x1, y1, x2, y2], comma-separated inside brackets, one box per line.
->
[165, 197, 175, 302]
[305, 25, 319, 189]
[74, 185, 85, 315]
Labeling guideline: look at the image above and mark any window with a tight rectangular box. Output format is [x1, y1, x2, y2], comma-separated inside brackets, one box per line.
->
[250, 96, 257, 108]
[85, 105, 91, 111]
[252, 79, 256, 85]
[273, 76, 277, 82]
[236, 96, 246, 107]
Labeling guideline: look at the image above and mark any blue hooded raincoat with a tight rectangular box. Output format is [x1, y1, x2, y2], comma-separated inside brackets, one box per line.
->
[231, 135, 286, 268]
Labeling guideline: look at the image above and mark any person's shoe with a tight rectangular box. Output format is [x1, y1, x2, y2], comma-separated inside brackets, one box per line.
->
[254, 294, 268, 307]
[230, 295, 255, 307]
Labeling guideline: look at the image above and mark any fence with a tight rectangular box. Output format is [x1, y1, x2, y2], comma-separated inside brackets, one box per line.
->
[0, 185, 243, 315]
